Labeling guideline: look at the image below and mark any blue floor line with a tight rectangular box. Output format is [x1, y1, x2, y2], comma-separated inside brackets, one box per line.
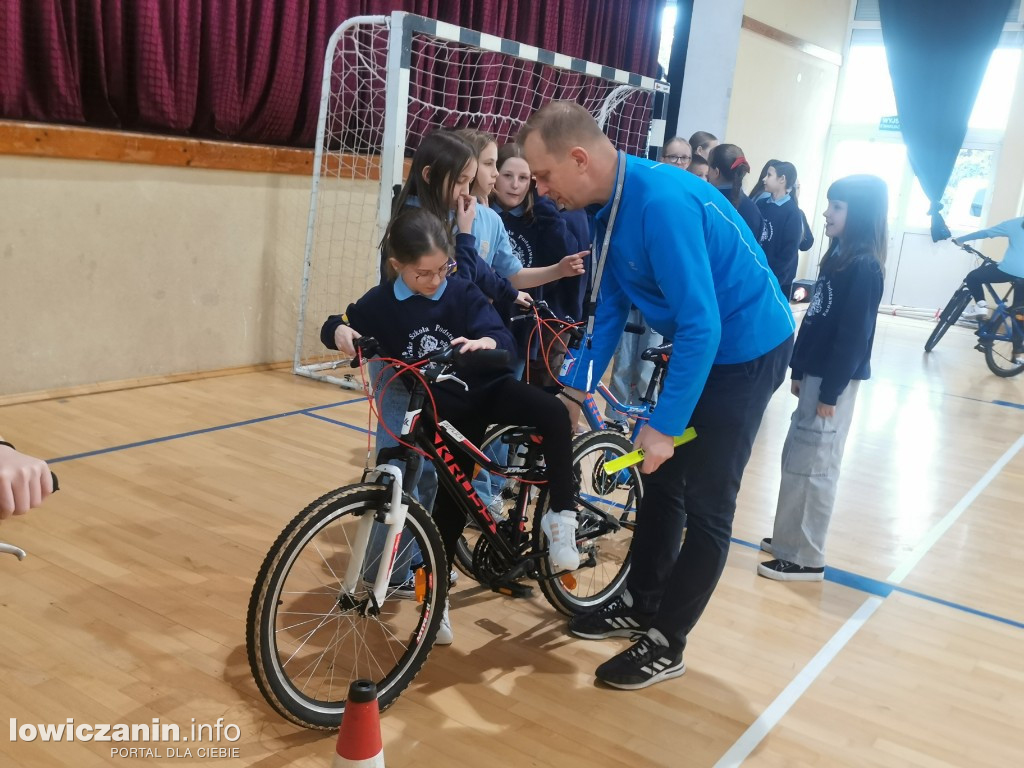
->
[733, 536, 1022, 630]
[302, 411, 371, 434]
[991, 399, 1024, 410]
[47, 397, 367, 464]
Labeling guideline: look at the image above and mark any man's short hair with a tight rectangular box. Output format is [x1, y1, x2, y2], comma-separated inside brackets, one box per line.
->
[518, 100, 607, 154]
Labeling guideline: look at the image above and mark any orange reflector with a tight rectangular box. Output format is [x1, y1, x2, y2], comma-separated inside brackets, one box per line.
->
[560, 573, 577, 590]
[414, 568, 426, 603]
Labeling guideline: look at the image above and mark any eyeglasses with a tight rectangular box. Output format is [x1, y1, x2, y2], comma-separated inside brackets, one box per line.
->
[663, 154, 690, 165]
[411, 260, 457, 282]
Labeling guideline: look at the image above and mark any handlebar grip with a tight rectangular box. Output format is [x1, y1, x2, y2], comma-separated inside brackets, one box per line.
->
[454, 348, 511, 371]
[623, 322, 647, 335]
[51, 472, 59, 492]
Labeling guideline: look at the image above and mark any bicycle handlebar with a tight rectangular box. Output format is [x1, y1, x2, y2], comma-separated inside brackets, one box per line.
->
[351, 336, 510, 378]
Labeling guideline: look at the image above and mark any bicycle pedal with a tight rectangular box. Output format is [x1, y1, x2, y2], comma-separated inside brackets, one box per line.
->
[491, 580, 533, 599]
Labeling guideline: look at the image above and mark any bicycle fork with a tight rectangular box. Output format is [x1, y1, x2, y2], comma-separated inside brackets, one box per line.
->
[343, 465, 410, 612]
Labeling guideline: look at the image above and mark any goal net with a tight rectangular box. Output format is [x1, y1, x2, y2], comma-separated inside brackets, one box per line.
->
[294, 11, 669, 387]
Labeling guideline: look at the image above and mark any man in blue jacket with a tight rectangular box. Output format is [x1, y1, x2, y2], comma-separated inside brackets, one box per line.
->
[521, 101, 795, 690]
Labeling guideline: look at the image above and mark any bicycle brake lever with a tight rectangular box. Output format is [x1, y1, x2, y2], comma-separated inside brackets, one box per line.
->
[0, 542, 28, 560]
[435, 372, 469, 391]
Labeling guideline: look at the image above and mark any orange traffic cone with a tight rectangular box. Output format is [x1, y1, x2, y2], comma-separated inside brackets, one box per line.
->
[332, 680, 385, 767]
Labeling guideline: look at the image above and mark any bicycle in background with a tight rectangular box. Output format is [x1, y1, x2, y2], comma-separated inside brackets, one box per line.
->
[925, 242, 1024, 376]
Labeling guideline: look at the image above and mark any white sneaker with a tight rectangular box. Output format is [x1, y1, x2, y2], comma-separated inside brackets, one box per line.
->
[449, 568, 459, 586]
[541, 510, 580, 571]
[435, 600, 453, 646]
[963, 301, 988, 319]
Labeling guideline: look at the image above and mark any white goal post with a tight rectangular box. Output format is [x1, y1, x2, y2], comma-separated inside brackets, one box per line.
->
[294, 11, 669, 387]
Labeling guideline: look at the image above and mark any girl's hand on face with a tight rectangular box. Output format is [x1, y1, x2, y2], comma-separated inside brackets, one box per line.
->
[455, 194, 477, 233]
[451, 336, 497, 353]
[334, 324, 362, 357]
[559, 250, 588, 277]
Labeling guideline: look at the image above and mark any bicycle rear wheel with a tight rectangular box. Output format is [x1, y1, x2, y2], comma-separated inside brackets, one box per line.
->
[924, 286, 971, 353]
[536, 430, 642, 616]
[983, 308, 1024, 377]
[247, 483, 446, 729]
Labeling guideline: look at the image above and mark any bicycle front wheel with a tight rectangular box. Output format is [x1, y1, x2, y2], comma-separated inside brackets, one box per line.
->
[925, 286, 971, 353]
[246, 483, 447, 729]
[536, 430, 643, 616]
[983, 308, 1024, 377]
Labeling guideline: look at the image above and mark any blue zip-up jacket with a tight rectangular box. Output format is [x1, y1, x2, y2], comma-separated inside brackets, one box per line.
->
[560, 154, 795, 436]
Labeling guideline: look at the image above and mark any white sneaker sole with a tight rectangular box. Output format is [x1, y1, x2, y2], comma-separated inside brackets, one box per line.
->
[600, 661, 686, 690]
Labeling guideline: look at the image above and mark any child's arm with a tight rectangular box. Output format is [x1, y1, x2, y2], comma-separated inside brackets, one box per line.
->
[508, 197, 587, 289]
[453, 233, 523, 312]
[462, 283, 517, 354]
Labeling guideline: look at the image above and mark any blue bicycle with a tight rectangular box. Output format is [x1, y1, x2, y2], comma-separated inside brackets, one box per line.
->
[925, 243, 1024, 377]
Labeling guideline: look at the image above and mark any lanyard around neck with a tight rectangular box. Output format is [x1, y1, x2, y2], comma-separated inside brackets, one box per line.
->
[585, 150, 627, 344]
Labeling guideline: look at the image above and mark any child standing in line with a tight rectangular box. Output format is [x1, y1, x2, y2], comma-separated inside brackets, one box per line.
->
[322, 208, 582, 642]
[759, 174, 887, 581]
[757, 161, 804, 301]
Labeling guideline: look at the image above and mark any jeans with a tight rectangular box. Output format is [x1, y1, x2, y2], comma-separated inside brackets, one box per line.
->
[607, 308, 663, 417]
[627, 336, 793, 650]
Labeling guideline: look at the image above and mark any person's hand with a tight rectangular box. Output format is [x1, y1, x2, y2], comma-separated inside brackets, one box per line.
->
[558, 250, 588, 278]
[451, 336, 497, 353]
[557, 386, 585, 432]
[816, 402, 835, 419]
[514, 291, 533, 308]
[333, 324, 362, 357]
[791, 379, 801, 396]
[0, 443, 53, 520]
[455, 194, 477, 233]
[951, 237, 961, 246]
[635, 424, 674, 474]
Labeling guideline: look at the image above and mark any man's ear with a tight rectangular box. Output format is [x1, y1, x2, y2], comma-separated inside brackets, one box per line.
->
[569, 146, 589, 172]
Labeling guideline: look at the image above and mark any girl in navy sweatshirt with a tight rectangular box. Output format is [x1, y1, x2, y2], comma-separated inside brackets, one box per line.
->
[490, 143, 588, 385]
[759, 174, 887, 581]
[707, 143, 763, 240]
[756, 160, 804, 300]
[322, 208, 582, 639]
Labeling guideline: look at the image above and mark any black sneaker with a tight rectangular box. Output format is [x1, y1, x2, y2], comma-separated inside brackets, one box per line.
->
[760, 537, 773, 554]
[595, 632, 685, 690]
[757, 559, 824, 582]
[568, 594, 653, 639]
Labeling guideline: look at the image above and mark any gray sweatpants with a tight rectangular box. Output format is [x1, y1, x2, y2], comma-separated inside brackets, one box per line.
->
[770, 375, 860, 568]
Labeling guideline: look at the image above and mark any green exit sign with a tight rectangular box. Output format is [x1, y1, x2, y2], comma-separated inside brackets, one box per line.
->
[879, 115, 901, 131]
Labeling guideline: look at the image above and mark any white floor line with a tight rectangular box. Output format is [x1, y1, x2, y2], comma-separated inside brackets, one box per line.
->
[886, 432, 1024, 584]
[715, 431, 1024, 766]
[713, 597, 883, 768]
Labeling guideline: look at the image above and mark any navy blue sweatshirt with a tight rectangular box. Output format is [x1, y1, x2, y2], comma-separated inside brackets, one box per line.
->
[320, 278, 516, 390]
[494, 195, 585, 322]
[757, 195, 803, 295]
[714, 184, 763, 241]
[790, 249, 884, 405]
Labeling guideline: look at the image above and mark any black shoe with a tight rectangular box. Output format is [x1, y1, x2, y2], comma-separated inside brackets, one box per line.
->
[760, 537, 773, 555]
[757, 559, 824, 582]
[568, 594, 653, 639]
[595, 632, 685, 690]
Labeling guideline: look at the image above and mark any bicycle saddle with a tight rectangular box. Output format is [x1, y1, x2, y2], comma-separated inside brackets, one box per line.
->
[640, 343, 673, 363]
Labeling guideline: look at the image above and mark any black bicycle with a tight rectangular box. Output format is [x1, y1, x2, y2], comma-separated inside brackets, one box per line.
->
[246, 339, 642, 729]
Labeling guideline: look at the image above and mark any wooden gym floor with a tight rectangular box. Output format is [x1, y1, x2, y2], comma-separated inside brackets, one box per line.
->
[1, 313, 1022, 767]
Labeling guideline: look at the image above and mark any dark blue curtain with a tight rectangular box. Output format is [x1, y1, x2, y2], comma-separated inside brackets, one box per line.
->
[879, 0, 1011, 241]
